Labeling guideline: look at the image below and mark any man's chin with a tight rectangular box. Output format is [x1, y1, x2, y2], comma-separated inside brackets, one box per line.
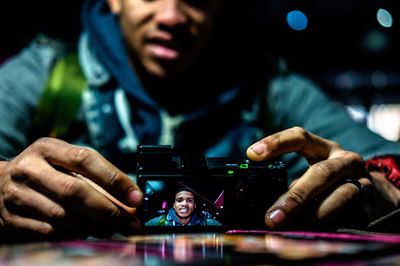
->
[144, 59, 189, 79]
[177, 212, 191, 218]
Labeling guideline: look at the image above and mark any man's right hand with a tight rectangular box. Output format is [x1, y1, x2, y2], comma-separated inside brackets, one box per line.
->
[0, 137, 143, 242]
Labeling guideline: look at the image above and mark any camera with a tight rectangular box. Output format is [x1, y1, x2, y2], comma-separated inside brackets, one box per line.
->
[136, 145, 287, 233]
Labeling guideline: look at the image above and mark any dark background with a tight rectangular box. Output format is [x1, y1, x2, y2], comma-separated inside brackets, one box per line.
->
[1, 1, 82, 59]
[253, 0, 400, 107]
[1, 0, 399, 117]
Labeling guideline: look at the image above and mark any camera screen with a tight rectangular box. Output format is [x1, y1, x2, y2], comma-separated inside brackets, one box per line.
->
[140, 177, 226, 233]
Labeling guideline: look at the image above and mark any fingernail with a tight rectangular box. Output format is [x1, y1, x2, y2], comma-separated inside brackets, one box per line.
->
[268, 209, 286, 226]
[250, 143, 266, 155]
[128, 189, 142, 205]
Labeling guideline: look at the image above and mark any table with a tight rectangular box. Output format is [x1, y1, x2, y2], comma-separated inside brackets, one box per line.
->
[1, 230, 400, 265]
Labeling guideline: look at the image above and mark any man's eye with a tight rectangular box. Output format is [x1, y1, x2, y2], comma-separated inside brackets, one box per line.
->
[176, 198, 183, 202]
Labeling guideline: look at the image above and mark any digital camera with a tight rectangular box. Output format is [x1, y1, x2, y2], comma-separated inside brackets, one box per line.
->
[136, 145, 287, 233]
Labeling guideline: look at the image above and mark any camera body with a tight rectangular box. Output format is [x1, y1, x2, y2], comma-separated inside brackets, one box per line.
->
[136, 145, 287, 233]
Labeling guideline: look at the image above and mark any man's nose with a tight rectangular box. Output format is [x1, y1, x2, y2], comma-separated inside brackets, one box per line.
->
[180, 200, 189, 205]
[154, 0, 187, 27]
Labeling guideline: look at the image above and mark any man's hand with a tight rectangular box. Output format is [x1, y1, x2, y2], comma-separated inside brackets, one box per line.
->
[246, 127, 398, 230]
[0, 137, 143, 241]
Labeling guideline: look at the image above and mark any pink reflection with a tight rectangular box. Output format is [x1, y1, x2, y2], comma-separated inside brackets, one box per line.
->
[214, 191, 224, 209]
[173, 236, 194, 262]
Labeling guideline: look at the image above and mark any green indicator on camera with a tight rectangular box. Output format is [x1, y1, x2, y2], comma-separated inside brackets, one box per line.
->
[228, 170, 235, 175]
[240, 164, 249, 169]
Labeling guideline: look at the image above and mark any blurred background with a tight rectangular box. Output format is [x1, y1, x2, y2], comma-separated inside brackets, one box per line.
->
[1, 0, 399, 141]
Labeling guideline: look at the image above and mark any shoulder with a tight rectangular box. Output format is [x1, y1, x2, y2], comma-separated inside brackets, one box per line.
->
[30, 34, 73, 57]
[268, 73, 323, 97]
[2, 34, 73, 70]
[205, 218, 222, 226]
[0, 34, 75, 93]
[145, 216, 161, 226]
[266, 72, 331, 112]
[0, 35, 76, 157]
[145, 214, 168, 226]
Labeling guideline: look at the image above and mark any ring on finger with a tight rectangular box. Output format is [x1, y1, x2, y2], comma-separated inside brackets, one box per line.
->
[342, 178, 365, 198]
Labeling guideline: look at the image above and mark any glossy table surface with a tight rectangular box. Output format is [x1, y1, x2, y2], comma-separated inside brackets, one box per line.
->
[2, 230, 400, 265]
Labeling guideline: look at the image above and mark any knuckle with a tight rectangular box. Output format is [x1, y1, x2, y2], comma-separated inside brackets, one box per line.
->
[3, 184, 20, 202]
[58, 179, 83, 200]
[32, 137, 54, 146]
[336, 151, 365, 174]
[269, 134, 281, 148]
[2, 213, 55, 236]
[29, 137, 56, 153]
[286, 187, 309, 207]
[3, 215, 14, 227]
[291, 126, 308, 137]
[287, 126, 310, 148]
[342, 151, 363, 163]
[105, 170, 123, 187]
[11, 157, 30, 176]
[310, 162, 332, 178]
[68, 147, 97, 169]
[11, 155, 43, 179]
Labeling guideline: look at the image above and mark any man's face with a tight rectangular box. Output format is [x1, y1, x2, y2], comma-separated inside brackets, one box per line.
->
[173, 191, 196, 218]
[107, 0, 222, 78]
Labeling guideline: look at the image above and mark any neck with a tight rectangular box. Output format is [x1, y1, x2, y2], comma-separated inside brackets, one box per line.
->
[139, 65, 219, 114]
[128, 49, 237, 114]
[178, 216, 191, 225]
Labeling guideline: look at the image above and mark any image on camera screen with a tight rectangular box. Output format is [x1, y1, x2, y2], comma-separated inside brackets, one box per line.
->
[141, 178, 224, 232]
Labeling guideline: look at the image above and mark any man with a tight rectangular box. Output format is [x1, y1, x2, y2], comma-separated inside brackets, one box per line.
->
[145, 187, 221, 226]
[0, 0, 399, 241]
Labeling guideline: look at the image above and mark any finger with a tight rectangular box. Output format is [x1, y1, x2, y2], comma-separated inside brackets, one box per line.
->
[1, 210, 55, 236]
[316, 177, 372, 221]
[245, 127, 367, 228]
[246, 127, 339, 164]
[26, 138, 142, 207]
[15, 157, 131, 226]
[3, 180, 81, 228]
[265, 156, 365, 228]
[369, 171, 400, 209]
[73, 173, 136, 214]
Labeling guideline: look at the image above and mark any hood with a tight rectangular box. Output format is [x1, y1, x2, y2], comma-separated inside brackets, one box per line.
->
[81, 0, 157, 106]
[81, 0, 161, 143]
[80, 0, 260, 154]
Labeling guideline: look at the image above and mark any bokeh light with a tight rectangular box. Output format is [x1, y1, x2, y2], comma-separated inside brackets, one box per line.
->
[376, 8, 393, 28]
[286, 10, 308, 31]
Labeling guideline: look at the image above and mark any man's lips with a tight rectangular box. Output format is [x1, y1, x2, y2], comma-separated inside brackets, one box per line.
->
[145, 31, 188, 61]
[147, 43, 179, 60]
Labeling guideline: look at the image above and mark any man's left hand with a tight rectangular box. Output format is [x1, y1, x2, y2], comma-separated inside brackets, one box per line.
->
[246, 127, 399, 230]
